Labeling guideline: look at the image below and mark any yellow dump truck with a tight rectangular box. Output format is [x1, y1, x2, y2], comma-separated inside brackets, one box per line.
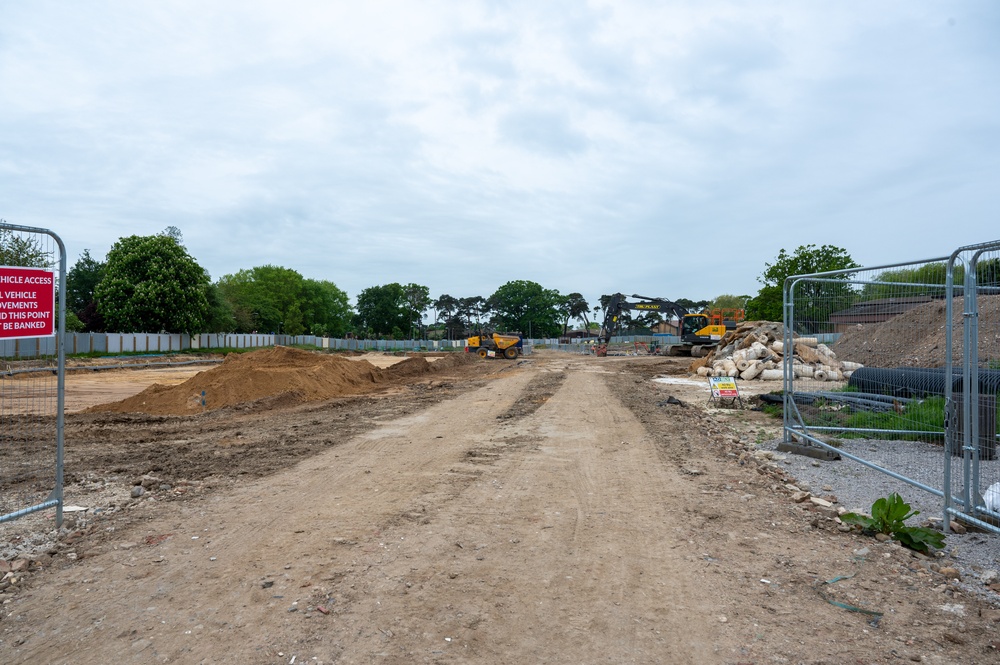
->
[466, 332, 523, 359]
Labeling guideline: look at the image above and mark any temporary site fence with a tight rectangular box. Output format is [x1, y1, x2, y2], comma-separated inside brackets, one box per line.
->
[943, 241, 1000, 534]
[3, 330, 686, 361]
[1, 332, 546, 360]
[0, 222, 67, 528]
[782, 239, 1000, 534]
[546, 334, 680, 355]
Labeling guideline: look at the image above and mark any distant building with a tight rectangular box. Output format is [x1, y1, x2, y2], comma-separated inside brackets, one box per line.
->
[828, 296, 938, 332]
[559, 330, 599, 344]
[650, 319, 681, 335]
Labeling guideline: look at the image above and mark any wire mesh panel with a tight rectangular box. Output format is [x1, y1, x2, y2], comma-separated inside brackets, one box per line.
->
[782, 256, 956, 500]
[0, 222, 66, 527]
[944, 241, 1000, 533]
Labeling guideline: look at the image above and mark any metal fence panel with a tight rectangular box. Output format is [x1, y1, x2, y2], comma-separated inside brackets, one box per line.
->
[782, 257, 954, 502]
[944, 241, 1000, 533]
[1, 222, 67, 528]
[782, 242, 1000, 535]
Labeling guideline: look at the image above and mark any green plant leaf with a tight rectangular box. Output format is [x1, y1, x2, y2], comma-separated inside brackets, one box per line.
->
[840, 512, 877, 530]
[883, 493, 919, 525]
[870, 497, 890, 526]
[894, 526, 946, 554]
[845, 493, 945, 553]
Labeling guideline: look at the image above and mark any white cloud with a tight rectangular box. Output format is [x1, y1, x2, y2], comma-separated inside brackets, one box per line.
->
[1, 0, 998, 312]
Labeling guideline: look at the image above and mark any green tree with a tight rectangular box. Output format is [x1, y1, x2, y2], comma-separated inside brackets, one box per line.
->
[283, 302, 306, 336]
[216, 266, 350, 335]
[566, 293, 591, 331]
[66, 249, 106, 331]
[354, 283, 410, 337]
[0, 224, 49, 267]
[217, 265, 298, 333]
[433, 294, 459, 323]
[594, 295, 615, 331]
[403, 283, 431, 338]
[675, 298, 710, 313]
[458, 296, 487, 331]
[860, 263, 948, 301]
[746, 244, 860, 331]
[300, 279, 351, 337]
[488, 280, 563, 337]
[433, 294, 465, 339]
[596, 293, 640, 331]
[202, 283, 236, 333]
[709, 294, 748, 311]
[976, 258, 1000, 288]
[556, 294, 572, 335]
[61, 311, 86, 332]
[861, 259, 1000, 301]
[95, 234, 210, 333]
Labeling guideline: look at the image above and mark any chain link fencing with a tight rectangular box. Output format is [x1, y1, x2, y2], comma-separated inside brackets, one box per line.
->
[782, 242, 1000, 534]
[0, 222, 67, 528]
[944, 241, 1000, 533]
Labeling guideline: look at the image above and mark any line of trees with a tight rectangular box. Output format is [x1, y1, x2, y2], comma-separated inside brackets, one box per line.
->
[18, 220, 951, 340]
[54, 228, 691, 338]
[2, 223, 756, 339]
[63, 228, 357, 336]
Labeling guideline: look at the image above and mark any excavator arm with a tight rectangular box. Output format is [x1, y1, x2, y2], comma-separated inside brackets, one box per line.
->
[596, 293, 689, 356]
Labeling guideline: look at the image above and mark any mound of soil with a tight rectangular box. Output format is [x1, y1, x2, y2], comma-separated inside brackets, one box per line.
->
[87, 347, 469, 416]
[832, 295, 1000, 368]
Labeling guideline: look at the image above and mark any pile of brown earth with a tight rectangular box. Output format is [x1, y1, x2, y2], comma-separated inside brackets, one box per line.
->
[87, 346, 472, 416]
[832, 295, 1000, 368]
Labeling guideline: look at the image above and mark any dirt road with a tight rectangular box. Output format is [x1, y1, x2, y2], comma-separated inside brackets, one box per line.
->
[2, 352, 999, 663]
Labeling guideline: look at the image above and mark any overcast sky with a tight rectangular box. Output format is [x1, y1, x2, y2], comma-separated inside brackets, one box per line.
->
[2, 1, 998, 315]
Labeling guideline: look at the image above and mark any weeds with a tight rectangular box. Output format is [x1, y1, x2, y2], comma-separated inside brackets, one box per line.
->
[840, 493, 946, 553]
[841, 396, 947, 440]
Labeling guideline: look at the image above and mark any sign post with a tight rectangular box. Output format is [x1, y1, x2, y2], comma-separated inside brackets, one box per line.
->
[0, 266, 56, 339]
[708, 375, 743, 408]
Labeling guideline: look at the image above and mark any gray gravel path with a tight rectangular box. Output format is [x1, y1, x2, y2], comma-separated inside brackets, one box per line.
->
[763, 436, 1000, 605]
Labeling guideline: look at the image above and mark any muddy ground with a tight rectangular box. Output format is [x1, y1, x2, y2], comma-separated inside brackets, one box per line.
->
[2, 350, 1000, 664]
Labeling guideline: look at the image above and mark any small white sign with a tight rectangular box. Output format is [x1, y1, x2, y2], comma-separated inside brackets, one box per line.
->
[709, 376, 739, 399]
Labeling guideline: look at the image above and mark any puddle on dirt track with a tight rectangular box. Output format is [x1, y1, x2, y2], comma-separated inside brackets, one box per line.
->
[653, 376, 708, 388]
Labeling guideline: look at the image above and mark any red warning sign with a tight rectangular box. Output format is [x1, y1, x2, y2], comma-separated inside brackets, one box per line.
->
[0, 266, 56, 339]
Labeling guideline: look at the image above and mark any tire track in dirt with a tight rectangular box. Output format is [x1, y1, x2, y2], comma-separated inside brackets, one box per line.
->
[8, 353, 1000, 664]
[3, 367, 540, 664]
[311, 357, 720, 663]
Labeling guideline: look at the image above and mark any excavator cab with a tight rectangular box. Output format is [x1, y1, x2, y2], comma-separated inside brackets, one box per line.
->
[681, 313, 710, 341]
[680, 313, 723, 343]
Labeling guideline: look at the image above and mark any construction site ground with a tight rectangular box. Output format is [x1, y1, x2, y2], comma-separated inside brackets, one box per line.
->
[2, 349, 1000, 664]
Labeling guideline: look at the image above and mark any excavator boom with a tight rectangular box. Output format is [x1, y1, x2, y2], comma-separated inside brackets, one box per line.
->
[595, 293, 744, 357]
[595, 293, 688, 356]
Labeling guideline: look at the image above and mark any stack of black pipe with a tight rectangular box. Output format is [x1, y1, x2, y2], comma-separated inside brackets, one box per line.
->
[847, 367, 1000, 397]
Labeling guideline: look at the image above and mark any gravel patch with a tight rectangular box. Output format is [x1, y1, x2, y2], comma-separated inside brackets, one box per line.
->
[763, 435, 1000, 605]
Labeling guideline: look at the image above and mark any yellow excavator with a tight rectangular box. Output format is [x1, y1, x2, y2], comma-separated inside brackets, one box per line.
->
[595, 293, 743, 357]
[670, 308, 742, 356]
[466, 331, 523, 359]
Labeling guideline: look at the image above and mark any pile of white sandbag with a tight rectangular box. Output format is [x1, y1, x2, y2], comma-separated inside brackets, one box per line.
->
[691, 321, 863, 382]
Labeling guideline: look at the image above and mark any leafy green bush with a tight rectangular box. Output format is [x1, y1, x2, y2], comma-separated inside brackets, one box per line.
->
[840, 493, 946, 554]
